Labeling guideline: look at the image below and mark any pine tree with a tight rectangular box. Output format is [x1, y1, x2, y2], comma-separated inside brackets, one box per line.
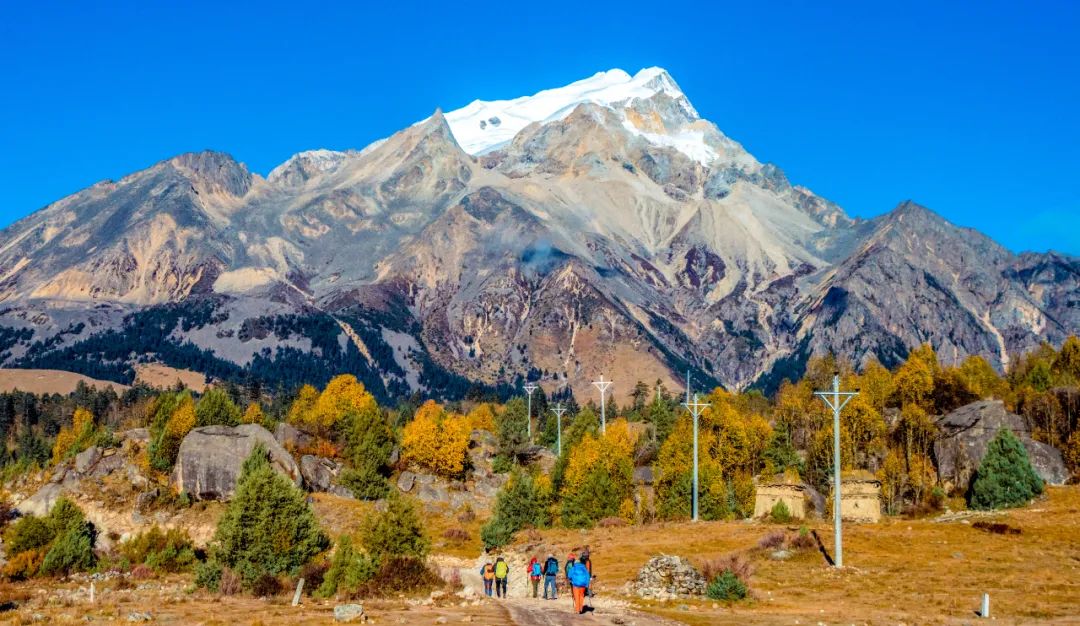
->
[361, 492, 429, 562]
[480, 470, 549, 549]
[339, 402, 395, 499]
[195, 388, 241, 427]
[205, 445, 327, 587]
[497, 397, 530, 463]
[969, 429, 1044, 510]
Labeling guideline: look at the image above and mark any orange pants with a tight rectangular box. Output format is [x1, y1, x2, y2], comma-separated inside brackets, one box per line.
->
[572, 585, 586, 613]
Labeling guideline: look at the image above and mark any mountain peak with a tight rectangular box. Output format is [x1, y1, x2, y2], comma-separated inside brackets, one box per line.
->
[443, 67, 690, 155]
[167, 150, 252, 197]
[267, 149, 355, 186]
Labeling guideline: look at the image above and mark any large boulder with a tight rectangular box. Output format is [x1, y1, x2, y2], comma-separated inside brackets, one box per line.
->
[934, 400, 1069, 491]
[300, 455, 353, 497]
[274, 422, 315, 451]
[172, 424, 301, 500]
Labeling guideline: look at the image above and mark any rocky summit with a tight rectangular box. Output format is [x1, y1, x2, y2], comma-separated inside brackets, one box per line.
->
[1, 68, 1077, 400]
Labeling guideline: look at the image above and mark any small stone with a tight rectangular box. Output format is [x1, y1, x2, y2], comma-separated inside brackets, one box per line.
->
[435, 618, 448, 625]
[126, 612, 153, 622]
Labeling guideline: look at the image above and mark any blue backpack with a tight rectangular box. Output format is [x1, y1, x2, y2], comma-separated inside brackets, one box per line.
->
[545, 558, 558, 576]
[531, 562, 542, 577]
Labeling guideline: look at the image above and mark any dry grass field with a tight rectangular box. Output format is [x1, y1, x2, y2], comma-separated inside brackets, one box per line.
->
[533, 486, 1080, 625]
[0, 369, 128, 394]
[133, 363, 207, 393]
[3, 488, 1079, 624]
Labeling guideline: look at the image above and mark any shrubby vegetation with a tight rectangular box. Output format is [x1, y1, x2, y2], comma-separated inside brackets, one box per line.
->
[2, 497, 96, 580]
[117, 526, 198, 573]
[481, 470, 552, 548]
[197, 446, 328, 592]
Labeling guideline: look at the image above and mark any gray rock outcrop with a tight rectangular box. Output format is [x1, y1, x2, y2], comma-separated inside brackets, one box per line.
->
[934, 400, 1069, 490]
[172, 424, 301, 500]
[274, 422, 315, 451]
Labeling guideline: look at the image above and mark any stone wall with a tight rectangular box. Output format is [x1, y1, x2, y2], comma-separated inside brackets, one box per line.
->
[753, 483, 806, 519]
[838, 473, 881, 523]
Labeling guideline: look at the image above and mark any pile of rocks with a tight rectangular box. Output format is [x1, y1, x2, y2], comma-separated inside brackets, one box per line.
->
[626, 555, 706, 600]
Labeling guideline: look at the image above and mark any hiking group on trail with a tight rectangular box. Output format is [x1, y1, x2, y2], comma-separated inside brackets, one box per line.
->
[480, 545, 595, 614]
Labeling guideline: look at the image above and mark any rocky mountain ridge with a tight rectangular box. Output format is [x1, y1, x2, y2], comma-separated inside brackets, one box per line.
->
[1, 68, 1077, 400]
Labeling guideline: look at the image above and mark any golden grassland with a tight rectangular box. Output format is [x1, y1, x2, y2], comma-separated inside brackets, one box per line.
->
[533, 486, 1080, 625]
[0, 578, 510, 625]
[3, 488, 1079, 624]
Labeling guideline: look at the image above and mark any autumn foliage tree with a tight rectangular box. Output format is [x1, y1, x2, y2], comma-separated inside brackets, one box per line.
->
[51, 407, 96, 464]
[401, 401, 470, 478]
[560, 419, 637, 527]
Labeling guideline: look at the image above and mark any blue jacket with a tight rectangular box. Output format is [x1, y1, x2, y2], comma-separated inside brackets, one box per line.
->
[568, 561, 591, 588]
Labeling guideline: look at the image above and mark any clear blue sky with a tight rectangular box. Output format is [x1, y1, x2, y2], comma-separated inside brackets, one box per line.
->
[2, 1, 1078, 253]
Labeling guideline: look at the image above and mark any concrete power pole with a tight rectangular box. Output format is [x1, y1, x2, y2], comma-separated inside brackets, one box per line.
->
[814, 373, 858, 568]
[682, 393, 711, 522]
[551, 403, 567, 457]
[523, 383, 538, 439]
[592, 375, 612, 434]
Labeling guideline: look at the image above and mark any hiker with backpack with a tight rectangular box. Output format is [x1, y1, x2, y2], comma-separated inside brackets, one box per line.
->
[543, 553, 559, 599]
[568, 557, 592, 614]
[579, 546, 593, 598]
[494, 556, 509, 598]
[564, 552, 576, 599]
[480, 561, 495, 597]
[528, 556, 542, 598]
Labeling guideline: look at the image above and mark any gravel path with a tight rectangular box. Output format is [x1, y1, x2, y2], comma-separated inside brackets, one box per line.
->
[456, 565, 677, 626]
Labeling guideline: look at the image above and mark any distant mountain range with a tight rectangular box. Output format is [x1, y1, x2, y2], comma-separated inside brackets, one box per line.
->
[1, 68, 1077, 401]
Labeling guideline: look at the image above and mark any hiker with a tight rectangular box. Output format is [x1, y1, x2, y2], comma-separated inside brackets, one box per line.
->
[543, 553, 559, 599]
[494, 556, 509, 598]
[528, 555, 542, 598]
[579, 546, 593, 598]
[481, 561, 495, 597]
[568, 558, 592, 614]
[564, 552, 576, 599]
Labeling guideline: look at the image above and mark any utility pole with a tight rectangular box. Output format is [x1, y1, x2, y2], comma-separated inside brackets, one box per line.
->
[592, 375, 612, 434]
[523, 383, 538, 439]
[814, 373, 858, 568]
[551, 403, 567, 457]
[682, 393, 710, 522]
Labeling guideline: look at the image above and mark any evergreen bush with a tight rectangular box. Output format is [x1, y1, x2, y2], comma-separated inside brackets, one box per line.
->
[316, 535, 378, 598]
[203, 445, 327, 589]
[480, 470, 547, 549]
[360, 492, 428, 562]
[706, 570, 748, 601]
[770, 500, 793, 523]
[969, 429, 1044, 510]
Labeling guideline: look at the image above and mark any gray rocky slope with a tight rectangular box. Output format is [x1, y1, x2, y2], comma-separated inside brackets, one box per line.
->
[0, 68, 1077, 399]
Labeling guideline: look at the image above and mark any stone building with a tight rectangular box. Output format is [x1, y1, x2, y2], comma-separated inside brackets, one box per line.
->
[754, 475, 806, 519]
[838, 470, 881, 523]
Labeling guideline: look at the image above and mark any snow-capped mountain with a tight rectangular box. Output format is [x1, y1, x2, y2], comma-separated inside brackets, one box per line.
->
[0, 68, 1076, 400]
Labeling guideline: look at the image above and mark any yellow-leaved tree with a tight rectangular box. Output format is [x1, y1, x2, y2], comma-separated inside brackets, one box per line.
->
[559, 418, 637, 527]
[286, 384, 319, 430]
[467, 403, 496, 432]
[310, 375, 378, 437]
[401, 400, 470, 478]
[52, 407, 96, 464]
[654, 389, 769, 520]
[242, 403, 264, 425]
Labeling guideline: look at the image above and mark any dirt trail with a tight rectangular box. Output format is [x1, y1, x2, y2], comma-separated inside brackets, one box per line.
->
[457, 565, 677, 626]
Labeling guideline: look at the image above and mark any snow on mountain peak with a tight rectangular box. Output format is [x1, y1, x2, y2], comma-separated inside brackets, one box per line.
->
[267, 149, 354, 186]
[444, 67, 695, 156]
